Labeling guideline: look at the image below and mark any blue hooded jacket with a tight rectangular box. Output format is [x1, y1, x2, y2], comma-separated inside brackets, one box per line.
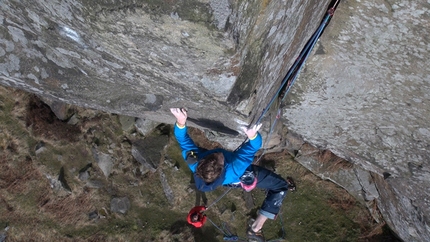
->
[174, 124, 262, 190]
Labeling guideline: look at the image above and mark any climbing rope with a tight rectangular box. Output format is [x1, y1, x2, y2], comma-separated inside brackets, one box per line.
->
[206, 217, 248, 241]
[236, 1, 340, 157]
[255, 109, 282, 165]
[254, 0, 340, 127]
[205, 187, 233, 210]
[192, 1, 341, 239]
[253, 0, 341, 164]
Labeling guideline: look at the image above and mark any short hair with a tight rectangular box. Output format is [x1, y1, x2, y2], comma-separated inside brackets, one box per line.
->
[196, 152, 225, 183]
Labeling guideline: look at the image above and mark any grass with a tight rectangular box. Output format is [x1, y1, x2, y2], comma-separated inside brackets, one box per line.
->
[0, 86, 397, 241]
[250, 153, 373, 242]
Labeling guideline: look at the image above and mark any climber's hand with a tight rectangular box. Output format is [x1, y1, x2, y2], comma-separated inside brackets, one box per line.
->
[170, 108, 188, 126]
[242, 123, 262, 139]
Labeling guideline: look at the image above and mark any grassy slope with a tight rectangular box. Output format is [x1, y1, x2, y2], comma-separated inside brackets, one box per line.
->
[0, 86, 397, 241]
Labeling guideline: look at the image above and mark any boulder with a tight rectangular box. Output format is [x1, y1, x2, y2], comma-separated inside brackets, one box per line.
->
[134, 118, 159, 137]
[93, 150, 114, 178]
[78, 163, 92, 181]
[131, 135, 169, 173]
[34, 141, 46, 155]
[159, 170, 175, 206]
[119, 115, 136, 132]
[110, 197, 131, 214]
[86, 179, 105, 189]
[39, 97, 74, 121]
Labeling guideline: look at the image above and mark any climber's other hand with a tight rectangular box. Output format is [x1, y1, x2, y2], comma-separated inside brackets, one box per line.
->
[242, 123, 262, 139]
[170, 108, 187, 126]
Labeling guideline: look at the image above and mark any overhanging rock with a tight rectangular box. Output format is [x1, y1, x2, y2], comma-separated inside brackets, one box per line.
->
[0, 0, 329, 132]
[284, 1, 430, 241]
[3, 0, 428, 241]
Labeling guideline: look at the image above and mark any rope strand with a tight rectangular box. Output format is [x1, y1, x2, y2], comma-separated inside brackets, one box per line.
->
[198, 2, 340, 240]
[205, 187, 233, 210]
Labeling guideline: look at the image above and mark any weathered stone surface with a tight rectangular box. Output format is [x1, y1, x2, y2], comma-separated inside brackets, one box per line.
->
[40, 97, 74, 121]
[110, 197, 131, 214]
[0, 0, 328, 133]
[159, 170, 175, 205]
[283, 1, 430, 241]
[119, 115, 135, 132]
[78, 163, 92, 181]
[295, 144, 383, 222]
[134, 118, 159, 137]
[34, 141, 47, 155]
[88, 210, 98, 220]
[131, 135, 168, 173]
[2, 0, 428, 240]
[202, 129, 245, 151]
[78, 170, 89, 181]
[93, 150, 114, 178]
[67, 114, 79, 125]
[86, 179, 105, 189]
[45, 173, 71, 195]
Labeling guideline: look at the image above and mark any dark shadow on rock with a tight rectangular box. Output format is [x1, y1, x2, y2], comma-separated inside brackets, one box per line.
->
[365, 224, 403, 242]
[26, 95, 81, 142]
[78, 163, 92, 173]
[188, 118, 239, 136]
[58, 167, 72, 192]
[78, 163, 92, 181]
[155, 123, 171, 135]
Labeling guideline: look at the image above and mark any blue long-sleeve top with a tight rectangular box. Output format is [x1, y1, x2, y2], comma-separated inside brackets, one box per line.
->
[174, 124, 262, 185]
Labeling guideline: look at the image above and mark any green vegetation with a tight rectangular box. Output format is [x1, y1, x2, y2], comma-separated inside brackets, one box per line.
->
[0, 86, 395, 241]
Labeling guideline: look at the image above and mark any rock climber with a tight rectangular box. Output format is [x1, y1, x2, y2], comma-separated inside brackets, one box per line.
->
[170, 108, 291, 242]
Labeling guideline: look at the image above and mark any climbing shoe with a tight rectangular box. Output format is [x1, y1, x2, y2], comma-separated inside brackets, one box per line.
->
[247, 227, 265, 242]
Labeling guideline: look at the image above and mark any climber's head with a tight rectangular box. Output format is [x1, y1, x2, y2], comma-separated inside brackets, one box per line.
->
[196, 152, 225, 183]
